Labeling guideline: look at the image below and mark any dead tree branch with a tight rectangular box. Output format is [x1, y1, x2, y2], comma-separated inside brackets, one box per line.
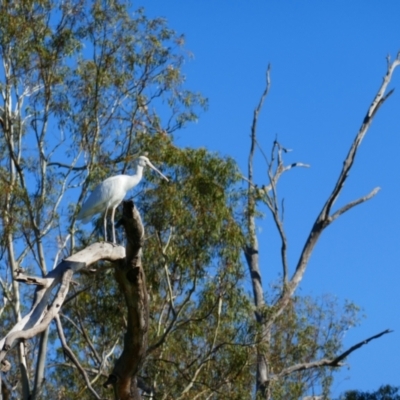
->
[103, 201, 149, 400]
[276, 329, 392, 378]
[244, 55, 400, 398]
[245, 63, 271, 318]
[244, 64, 272, 397]
[267, 55, 400, 331]
[0, 243, 125, 362]
[0, 200, 150, 400]
[264, 141, 310, 285]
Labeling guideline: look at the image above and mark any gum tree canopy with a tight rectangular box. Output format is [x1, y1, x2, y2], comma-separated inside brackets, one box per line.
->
[0, 1, 396, 399]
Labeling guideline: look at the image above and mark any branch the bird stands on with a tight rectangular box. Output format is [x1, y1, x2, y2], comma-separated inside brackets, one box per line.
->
[0, 202, 148, 400]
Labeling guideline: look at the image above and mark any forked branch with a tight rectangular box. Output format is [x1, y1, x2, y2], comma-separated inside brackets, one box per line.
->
[245, 56, 399, 397]
[269, 55, 400, 326]
[0, 243, 125, 363]
[0, 201, 149, 400]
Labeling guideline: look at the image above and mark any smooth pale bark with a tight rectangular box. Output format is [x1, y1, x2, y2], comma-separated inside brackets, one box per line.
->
[0, 243, 125, 361]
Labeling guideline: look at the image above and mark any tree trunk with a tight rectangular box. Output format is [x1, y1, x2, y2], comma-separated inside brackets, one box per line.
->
[103, 201, 149, 400]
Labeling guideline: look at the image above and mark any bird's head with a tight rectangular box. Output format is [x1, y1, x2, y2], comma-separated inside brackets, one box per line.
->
[138, 155, 150, 167]
[138, 156, 169, 182]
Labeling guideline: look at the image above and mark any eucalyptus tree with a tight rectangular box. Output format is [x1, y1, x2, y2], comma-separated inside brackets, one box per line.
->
[0, 0, 207, 398]
[0, 1, 397, 399]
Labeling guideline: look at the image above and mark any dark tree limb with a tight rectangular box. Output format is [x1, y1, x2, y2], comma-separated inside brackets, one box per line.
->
[276, 329, 392, 378]
[0, 199, 150, 399]
[103, 201, 149, 400]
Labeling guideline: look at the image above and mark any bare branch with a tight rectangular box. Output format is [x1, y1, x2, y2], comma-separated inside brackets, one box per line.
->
[14, 272, 47, 287]
[245, 64, 272, 315]
[329, 187, 380, 223]
[47, 161, 87, 171]
[3, 268, 74, 351]
[276, 329, 392, 378]
[330, 328, 392, 364]
[271, 203, 290, 285]
[264, 141, 310, 194]
[256, 141, 309, 286]
[266, 57, 400, 328]
[32, 327, 49, 400]
[244, 64, 272, 397]
[0, 243, 125, 361]
[321, 58, 399, 222]
[249, 64, 272, 183]
[157, 229, 176, 315]
[55, 316, 101, 400]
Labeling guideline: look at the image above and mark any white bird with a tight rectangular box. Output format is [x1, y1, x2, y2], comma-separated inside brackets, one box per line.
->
[77, 156, 168, 244]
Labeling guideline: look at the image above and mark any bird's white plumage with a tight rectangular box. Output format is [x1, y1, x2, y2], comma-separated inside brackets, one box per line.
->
[77, 156, 168, 243]
[77, 174, 140, 223]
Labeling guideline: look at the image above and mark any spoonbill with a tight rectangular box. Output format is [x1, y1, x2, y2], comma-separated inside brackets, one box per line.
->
[77, 156, 168, 244]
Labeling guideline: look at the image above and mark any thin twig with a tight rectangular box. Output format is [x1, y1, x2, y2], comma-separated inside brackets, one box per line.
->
[55, 315, 101, 400]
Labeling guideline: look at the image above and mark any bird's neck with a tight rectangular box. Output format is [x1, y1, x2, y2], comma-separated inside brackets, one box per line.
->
[126, 165, 144, 189]
[135, 165, 144, 181]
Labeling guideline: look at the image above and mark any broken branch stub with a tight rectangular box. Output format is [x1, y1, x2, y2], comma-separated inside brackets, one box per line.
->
[103, 200, 149, 400]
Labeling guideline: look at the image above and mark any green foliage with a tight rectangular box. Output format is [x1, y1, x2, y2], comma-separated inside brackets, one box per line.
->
[0, 0, 208, 269]
[338, 385, 400, 400]
[267, 295, 361, 399]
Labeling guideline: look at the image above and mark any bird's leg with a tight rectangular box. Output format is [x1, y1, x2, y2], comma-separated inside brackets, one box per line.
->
[111, 207, 116, 245]
[104, 207, 109, 243]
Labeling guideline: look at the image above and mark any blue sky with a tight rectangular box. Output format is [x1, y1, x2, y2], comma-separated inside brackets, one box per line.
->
[137, 1, 400, 396]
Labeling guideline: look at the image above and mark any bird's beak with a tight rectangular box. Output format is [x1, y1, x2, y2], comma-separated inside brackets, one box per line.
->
[146, 160, 169, 182]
